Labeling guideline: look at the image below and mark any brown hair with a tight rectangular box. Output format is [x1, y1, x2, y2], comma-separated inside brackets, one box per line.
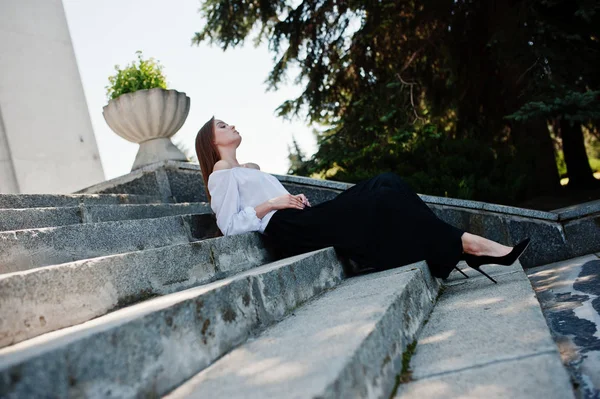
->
[196, 116, 223, 237]
[195, 116, 221, 203]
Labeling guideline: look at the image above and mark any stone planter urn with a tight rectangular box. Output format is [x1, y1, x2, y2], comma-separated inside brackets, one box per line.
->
[102, 88, 191, 170]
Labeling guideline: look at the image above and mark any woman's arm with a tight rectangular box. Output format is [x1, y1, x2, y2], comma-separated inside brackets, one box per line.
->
[208, 169, 262, 236]
[254, 200, 273, 219]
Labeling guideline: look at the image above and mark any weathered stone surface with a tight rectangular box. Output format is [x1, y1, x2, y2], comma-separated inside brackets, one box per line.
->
[0, 233, 273, 348]
[449, 260, 524, 281]
[0, 193, 163, 209]
[183, 214, 220, 240]
[430, 206, 471, 232]
[1, 158, 591, 399]
[0, 207, 82, 232]
[552, 199, 600, 221]
[74, 161, 600, 269]
[77, 161, 185, 202]
[274, 172, 351, 191]
[563, 214, 600, 258]
[505, 217, 571, 267]
[431, 206, 511, 245]
[166, 168, 207, 203]
[527, 254, 600, 399]
[422, 194, 559, 221]
[164, 262, 440, 399]
[0, 203, 211, 231]
[0, 248, 345, 399]
[81, 203, 211, 223]
[393, 260, 572, 398]
[431, 205, 569, 268]
[81, 170, 165, 197]
[0, 214, 217, 274]
[409, 268, 558, 378]
[395, 353, 574, 399]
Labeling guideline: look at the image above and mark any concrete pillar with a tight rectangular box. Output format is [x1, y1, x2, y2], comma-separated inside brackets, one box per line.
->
[0, 0, 105, 194]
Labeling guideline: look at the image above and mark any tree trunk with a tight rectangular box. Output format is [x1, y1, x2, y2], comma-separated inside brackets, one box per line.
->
[560, 120, 598, 189]
[511, 119, 562, 198]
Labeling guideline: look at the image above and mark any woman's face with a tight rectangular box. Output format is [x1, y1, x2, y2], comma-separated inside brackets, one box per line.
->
[213, 119, 241, 148]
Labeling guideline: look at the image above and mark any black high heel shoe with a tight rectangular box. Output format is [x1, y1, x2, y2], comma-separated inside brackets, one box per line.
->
[457, 238, 531, 284]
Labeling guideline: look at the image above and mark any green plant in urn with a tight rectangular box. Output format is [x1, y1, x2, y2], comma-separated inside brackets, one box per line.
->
[103, 50, 190, 171]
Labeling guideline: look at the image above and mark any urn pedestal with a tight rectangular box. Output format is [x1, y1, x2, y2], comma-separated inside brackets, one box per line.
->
[103, 88, 191, 170]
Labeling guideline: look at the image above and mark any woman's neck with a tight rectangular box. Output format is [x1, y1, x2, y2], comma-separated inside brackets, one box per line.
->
[220, 158, 241, 167]
[219, 153, 242, 166]
[219, 146, 242, 166]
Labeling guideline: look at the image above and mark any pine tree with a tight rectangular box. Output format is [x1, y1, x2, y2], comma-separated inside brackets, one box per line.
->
[193, 0, 599, 202]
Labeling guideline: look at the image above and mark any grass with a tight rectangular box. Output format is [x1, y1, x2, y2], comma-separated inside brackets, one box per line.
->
[388, 279, 448, 397]
[389, 339, 419, 398]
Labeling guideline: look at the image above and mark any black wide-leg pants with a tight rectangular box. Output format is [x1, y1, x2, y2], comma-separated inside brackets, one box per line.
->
[263, 172, 466, 279]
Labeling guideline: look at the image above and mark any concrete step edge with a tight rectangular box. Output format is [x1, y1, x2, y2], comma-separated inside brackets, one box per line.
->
[0, 213, 218, 274]
[0, 202, 211, 232]
[164, 262, 441, 399]
[0, 232, 272, 348]
[0, 193, 166, 209]
[392, 262, 574, 399]
[0, 247, 348, 398]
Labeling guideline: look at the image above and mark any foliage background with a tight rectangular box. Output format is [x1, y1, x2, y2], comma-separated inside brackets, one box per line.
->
[192, 0, 600, 207]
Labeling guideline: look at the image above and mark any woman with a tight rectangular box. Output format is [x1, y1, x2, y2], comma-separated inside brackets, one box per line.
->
[195, 117, 531, 283]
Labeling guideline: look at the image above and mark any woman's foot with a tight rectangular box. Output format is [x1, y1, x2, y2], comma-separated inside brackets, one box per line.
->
[461, 232, 512, 257]
[459, 238, 532, 284]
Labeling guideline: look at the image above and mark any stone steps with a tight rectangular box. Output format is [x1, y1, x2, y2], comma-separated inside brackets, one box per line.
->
[163, 262, 439, 399]
[76, 160, 600, 269]
[0, 213, 218, 274]
[392, 261, 574, 399]
[0, 162, 581, 398]
[0, 232, 273, 348]
[0, 193, 165, 209]
[0, 202, 211, 231]
[0, 247, 348, 398]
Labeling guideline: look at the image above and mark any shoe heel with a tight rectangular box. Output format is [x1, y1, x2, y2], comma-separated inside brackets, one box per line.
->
[454, 266, 469, 279]
[470, 265, 498, 284]
[461, 237, 531, 284]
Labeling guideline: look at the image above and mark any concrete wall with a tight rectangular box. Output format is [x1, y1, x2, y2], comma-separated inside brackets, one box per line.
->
[77, 161, 600, 269]
[0, 0, 105, 194]
[0, 111, 19, 193]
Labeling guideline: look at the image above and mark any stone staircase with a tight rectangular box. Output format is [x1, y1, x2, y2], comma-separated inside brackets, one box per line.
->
[0, 191, 438, 397]
[1, 163, 597, 398]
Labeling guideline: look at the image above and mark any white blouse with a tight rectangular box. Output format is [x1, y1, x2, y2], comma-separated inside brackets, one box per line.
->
[207, 166, 291, 236]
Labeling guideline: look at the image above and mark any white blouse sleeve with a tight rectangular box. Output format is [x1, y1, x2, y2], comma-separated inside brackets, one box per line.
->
[207, 170, 262, 236]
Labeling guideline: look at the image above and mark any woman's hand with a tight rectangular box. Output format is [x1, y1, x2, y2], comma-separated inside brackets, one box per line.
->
[268, 193, 310, 210]
[294, 193, 311, 207]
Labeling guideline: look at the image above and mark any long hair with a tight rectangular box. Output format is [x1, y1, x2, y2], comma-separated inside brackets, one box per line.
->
[196, 115, 224, 237]
[195, 116, 221, 203]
